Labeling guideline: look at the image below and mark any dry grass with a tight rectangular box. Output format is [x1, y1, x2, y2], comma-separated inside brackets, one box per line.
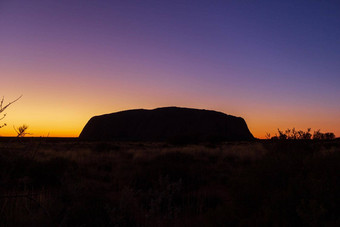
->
[0, 139, 339, 226]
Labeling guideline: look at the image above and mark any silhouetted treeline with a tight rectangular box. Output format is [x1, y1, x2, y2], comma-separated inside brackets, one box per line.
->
[267, 128, 335, 140]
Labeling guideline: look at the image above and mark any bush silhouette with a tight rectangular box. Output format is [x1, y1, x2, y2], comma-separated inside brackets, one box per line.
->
[271, 128, 335, 140]
[14, 124, 31, 137]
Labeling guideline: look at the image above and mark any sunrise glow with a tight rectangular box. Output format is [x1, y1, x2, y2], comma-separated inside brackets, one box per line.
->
[1, 0, 339, 138]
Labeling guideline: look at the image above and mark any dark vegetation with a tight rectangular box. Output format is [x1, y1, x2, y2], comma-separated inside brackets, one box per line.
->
[0, 138, 339, 226]
[267, 128, 336, 140]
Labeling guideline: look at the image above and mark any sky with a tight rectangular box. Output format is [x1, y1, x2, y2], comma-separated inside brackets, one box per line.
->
[0, 0, 339, 138]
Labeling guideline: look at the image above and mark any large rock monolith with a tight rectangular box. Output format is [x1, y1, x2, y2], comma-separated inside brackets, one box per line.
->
[79, 107, 254, 142]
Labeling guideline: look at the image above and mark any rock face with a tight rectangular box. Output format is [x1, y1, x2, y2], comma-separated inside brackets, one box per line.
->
[79, 107, 254, 141]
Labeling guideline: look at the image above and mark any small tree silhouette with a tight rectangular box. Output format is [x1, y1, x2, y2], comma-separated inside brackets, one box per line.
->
[313, 129, 324, 140]
[277, 129, 287, 140]
[270, 128, 335, 140]
[14, 124, 31, 137]
[0, 95, 22, 128]
[300, 128, 312, 140]
[265, 132, 271, 139]
[324, 132, 335, 140]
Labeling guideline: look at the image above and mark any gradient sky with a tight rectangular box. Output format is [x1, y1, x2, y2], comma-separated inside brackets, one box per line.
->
[1, 0, 339, 138]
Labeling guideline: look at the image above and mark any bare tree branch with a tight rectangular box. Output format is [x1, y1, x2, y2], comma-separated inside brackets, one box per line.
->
[0, 114, 6, 121]
[0, 95, 22, 129]
[0, 95, 22, 114]
[0, 96, 4, 109]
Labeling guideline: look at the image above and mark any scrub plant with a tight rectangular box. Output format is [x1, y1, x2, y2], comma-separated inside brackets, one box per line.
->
[14, 124, 31, 137]
[271, 128, 335, 140]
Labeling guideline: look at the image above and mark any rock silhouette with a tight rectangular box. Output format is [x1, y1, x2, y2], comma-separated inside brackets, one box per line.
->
[79, 107, 254, 142]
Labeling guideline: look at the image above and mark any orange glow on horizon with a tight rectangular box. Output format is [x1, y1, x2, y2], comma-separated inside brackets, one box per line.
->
[1, 71, 339, 139]
[1, 0, 339, 140]
[1, 97, 339, 139]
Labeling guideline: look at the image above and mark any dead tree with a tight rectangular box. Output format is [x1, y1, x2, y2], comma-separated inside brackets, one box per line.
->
[0, 95, 22, 128]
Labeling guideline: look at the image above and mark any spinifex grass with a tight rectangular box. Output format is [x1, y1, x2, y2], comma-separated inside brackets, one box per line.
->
[0, 139, 339, 226]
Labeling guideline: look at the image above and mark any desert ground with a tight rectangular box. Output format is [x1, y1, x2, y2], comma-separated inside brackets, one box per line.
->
[0, 138, 339, 226]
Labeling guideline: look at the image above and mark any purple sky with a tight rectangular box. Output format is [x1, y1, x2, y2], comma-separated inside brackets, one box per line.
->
[1, 0, 339, 137]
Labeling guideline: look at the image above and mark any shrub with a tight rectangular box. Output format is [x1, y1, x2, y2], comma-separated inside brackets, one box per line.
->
[14, 124, 31, 137]
[271, 128, 335, 140]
